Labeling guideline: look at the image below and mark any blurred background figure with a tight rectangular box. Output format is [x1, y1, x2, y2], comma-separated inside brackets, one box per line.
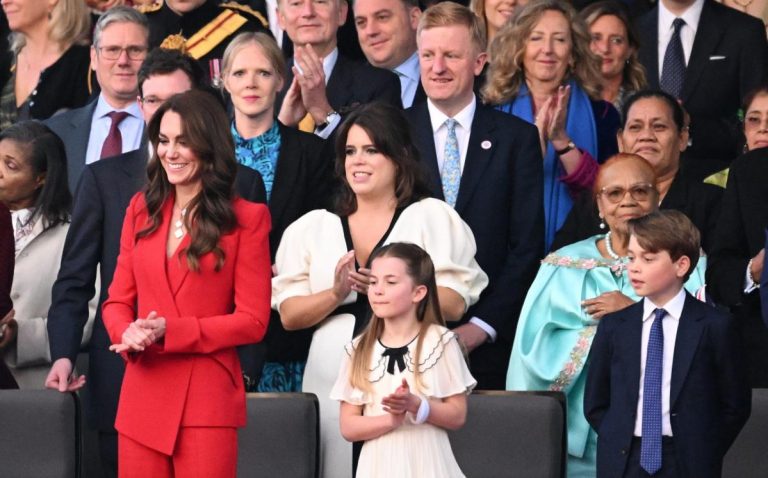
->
[580, 1, 646, 110]
[0, 121, 96, 389]
[471, 0, 529, 47]
[0, 0, 94, 131]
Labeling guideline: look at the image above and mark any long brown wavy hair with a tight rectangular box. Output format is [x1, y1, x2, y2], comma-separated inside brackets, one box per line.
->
[482, 0, 603, 105]
[140, 90, 238, 271]
[349, 243, 447, 394]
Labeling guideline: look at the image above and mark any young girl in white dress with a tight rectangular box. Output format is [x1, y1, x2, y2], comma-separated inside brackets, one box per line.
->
[331, 243, 476, 478]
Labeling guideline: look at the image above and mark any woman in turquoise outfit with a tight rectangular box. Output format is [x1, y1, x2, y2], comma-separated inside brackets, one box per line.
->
[507, 153, 707, 477]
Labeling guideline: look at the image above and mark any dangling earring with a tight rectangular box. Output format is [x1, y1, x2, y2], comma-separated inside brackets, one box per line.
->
[599, 214, 606, 230]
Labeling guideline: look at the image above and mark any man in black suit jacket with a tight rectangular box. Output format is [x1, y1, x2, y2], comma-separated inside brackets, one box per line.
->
[708, 147, 768, 388]
[551, 90, 722, 253]
[275, 0, 401, 139]
[46, 7, 151, 194]
[354, 0, 427, 108]
[585, 293, 750, 477]
[405, 3, 544, 389]
[44, 49, 265, 477]
[637, 0, 768, 178]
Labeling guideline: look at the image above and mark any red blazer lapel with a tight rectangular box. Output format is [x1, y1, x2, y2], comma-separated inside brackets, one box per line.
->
[142, 197, 181, 317]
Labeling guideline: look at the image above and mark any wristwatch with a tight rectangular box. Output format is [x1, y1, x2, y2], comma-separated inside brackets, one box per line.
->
[555, 141, 577, 155]
[316, 110, 339, 130]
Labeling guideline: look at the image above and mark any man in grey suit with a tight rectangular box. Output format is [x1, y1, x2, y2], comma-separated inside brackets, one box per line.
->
[46, 6, 150, 193]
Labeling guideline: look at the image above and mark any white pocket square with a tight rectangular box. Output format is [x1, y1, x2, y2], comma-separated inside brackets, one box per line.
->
[709, 55, 726, 60]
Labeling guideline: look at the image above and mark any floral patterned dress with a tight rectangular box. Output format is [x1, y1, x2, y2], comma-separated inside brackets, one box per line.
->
[506, 235, 706, 478]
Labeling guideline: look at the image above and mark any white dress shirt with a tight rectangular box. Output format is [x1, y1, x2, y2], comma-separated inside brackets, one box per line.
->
[393, 51, 420, 108]
[634, 286, 687, 437]
[427, 95, 496, 341]
[657, 0, 705, 80]
[85, 95, 144, 165]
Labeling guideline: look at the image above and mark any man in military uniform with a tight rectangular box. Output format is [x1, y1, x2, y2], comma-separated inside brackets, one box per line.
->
[138, 0, 270, 84]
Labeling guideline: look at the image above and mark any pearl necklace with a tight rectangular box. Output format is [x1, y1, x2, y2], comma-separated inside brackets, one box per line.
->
[605, 230, 620, 259]
[605, 231, 630, 277]
[173, 206, 187, 239]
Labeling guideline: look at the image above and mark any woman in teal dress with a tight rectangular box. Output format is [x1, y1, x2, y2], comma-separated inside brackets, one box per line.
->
[507, 153, 707, 477]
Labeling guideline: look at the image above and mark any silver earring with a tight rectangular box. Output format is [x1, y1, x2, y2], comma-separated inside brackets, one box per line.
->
[599, 215, 605, 230]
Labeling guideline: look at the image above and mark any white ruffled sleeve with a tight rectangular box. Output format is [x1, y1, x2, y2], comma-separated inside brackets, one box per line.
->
[330, 341, 372, 405]
[388, 198, 489, 309]
[272, 210, 350, 311]
[419, 326, 477, 398]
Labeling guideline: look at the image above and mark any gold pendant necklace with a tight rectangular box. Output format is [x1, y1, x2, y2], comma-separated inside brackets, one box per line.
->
[173, 206, 187, 239]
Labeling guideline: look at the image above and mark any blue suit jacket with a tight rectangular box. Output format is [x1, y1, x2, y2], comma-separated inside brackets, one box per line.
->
[584, 293, 751, 478]
[404, 101, 544, 382]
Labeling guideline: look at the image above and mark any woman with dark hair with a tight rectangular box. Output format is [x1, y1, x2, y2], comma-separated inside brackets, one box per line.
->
[102, 90, 272, 476]
[273, 101, 487, 478]
[0, 121, 96, 389]
[580, 1, 646, 110]
[483, 0, 620, 250]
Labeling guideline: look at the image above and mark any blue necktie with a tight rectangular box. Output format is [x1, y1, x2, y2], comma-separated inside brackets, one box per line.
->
[641, 308, 666, 475]
[441, 118, 461, 208]
[660, 18, 686, 99]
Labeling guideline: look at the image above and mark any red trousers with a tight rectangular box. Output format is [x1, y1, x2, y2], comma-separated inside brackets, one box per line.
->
[118, 427, 237, 477]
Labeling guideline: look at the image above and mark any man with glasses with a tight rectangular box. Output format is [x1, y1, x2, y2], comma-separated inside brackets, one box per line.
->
[46, 6, 149, 193]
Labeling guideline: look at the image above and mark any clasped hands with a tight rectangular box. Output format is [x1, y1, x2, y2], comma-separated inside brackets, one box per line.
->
[534, 85, 571, 156]
[332, 250, 371, 299]
[278, 44, 333, 128]
[109, 311, 167, 354]
[381, 378, 422, 429]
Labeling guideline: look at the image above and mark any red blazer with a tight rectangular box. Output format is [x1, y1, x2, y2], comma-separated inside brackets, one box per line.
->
[103, 193, 271, 455]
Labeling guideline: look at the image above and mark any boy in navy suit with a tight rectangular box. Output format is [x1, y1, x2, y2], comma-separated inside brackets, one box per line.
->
[585, 210, 750, 478]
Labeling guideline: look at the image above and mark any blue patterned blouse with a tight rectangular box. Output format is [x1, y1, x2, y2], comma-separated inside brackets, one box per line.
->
[231, 121, 281, 201]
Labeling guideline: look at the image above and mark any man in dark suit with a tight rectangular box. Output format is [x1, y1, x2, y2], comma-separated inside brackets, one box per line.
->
[585, 211, 750, 478]
[551, 90, 722, 253]
[44, 48, 265, 477]
[46, 7, 150, 194]
[637, 0, 768, 178]
[275, 0, 401, 139]
[404, 2, 544, 389]
[354, 0, 426, 108]
[708, 147, 768, 388]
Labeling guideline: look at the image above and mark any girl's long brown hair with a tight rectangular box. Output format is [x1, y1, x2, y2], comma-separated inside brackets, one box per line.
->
[350, 243, 446, 394]
[139, 90, 238, 271]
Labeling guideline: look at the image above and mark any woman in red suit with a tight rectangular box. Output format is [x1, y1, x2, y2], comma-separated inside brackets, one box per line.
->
[102, 89, 272, 477]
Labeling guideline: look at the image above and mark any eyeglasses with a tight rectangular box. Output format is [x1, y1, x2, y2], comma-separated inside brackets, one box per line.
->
[97, 46, 148, 61]
[599, 183, 656, 204]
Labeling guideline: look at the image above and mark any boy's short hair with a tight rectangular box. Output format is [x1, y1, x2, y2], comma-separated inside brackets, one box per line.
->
[628, 210, 700, 282]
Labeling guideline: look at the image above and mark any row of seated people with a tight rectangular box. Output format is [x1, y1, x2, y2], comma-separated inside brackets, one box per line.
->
[0, 0, 765, 477]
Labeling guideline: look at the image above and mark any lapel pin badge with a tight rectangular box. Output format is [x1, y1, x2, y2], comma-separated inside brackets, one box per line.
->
[481, 140, 492, 150]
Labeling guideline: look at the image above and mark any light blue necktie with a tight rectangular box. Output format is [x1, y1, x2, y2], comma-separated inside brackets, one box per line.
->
[441, 118, 461, 208]
[641, 308, 666, 475]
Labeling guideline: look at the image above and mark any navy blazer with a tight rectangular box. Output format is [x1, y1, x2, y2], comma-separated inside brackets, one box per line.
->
[47, 148, 265, 430]
[637, 0, 768, 164]
[404, 101, 544, 383]
[277, 53, 402, 118]
[584, 293, 751, 478]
